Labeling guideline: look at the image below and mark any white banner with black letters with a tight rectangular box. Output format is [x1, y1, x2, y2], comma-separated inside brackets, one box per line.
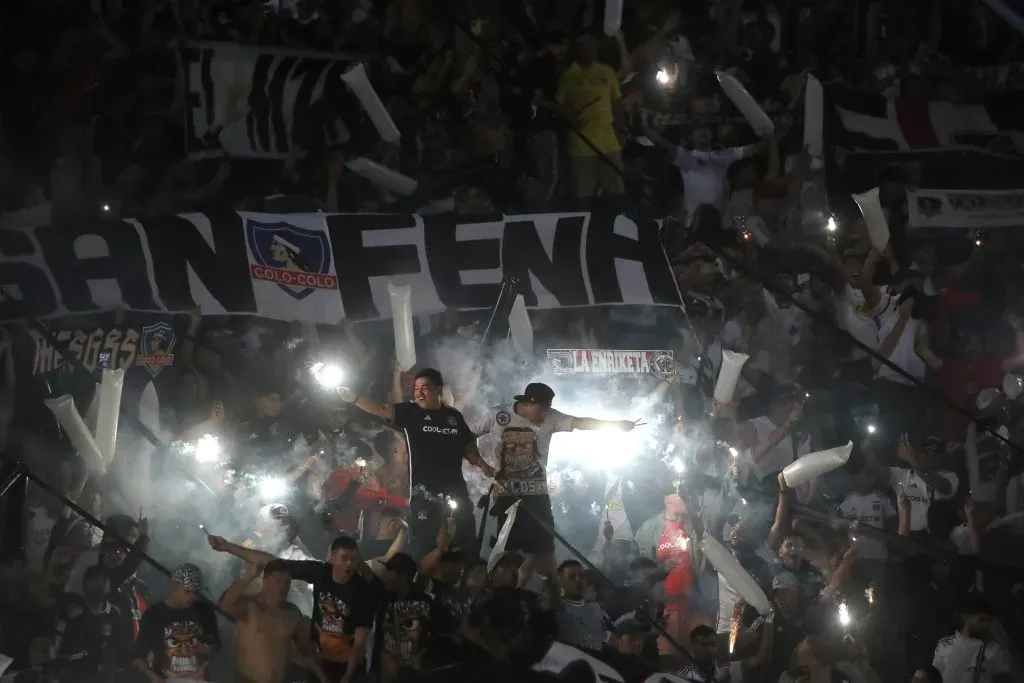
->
[0, 212, 682, 323]
[180, 42, 371, 159]
[907, 189, 1024, 229]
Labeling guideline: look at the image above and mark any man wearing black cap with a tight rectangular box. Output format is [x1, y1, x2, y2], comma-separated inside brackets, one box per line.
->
[474, 382, 635, 578]
[339, 368, 493, 560]
[932, 594, 1012, 683]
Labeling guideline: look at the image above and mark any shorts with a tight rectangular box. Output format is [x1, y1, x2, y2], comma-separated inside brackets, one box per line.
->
[490, 495, 556, 555]
[571, 153, 625, 199]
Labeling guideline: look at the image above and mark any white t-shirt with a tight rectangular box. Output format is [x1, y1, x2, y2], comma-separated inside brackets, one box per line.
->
[889, 467, 958, 531]
[675, 146, 751, 226]
[591, 477, 633, 557]
[838, 491, 896, 560]
[742, 416, 794, 481]
[835, 285, 891, 360]
[933, 632, 1011, 683]
[473, 404, 575, 496]
[24, 505, 57, 572]
[876, 310, 925, 385]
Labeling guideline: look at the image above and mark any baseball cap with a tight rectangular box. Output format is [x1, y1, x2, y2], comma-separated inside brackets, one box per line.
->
[771, 572, 798, 591]
[513, 382, 555, 405]
[259, 504, 291, 522]
[487, 550, 523, 575]
[171, 563, 203, 593]
[383, 552, 418, 579]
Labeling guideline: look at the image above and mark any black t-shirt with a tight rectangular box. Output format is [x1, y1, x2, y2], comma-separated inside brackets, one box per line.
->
[134, 601, 220, 680]
[391, 402, 474, 498]
[375, 586, 442, 678]
[281, 561, 381, 664]
[55, 596, 132, 674]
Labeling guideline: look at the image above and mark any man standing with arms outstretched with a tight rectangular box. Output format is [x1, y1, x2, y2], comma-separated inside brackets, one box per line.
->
[338, 368, 494, 559]
[474, 382, 635, 580]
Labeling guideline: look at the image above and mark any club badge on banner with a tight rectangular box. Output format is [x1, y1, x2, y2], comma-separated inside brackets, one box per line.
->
[0, 212, 682, 323]
[907, 189, 1024, 229]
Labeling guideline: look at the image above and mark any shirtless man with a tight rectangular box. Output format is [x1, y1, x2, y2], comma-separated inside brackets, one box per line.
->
[219, 560, 330, 683]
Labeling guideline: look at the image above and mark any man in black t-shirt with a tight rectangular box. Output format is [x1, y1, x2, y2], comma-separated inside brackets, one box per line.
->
[340, 368, 495, 559]
[132, 564, 220, 683]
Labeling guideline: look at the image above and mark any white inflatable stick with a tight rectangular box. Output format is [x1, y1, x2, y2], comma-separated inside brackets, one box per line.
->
[716, 71, 775, 136]
[508, 294, 533, 356]
[340, 63, 401, 143]
[45, 395, 106, 475]
[852, 187, 890, 252]
[345, 157, 418, 196]
[95, 368, 125, 466]
[781, 441, 853, 489]
[714, 350, 749, 403]
[388, 284, 417, 372]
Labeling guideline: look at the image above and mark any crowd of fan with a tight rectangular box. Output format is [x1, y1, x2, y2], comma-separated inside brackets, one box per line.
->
[4, 1, 1024, 683]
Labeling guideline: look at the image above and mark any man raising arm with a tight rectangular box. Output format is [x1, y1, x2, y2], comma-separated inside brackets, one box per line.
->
[219, 560, 329, 683]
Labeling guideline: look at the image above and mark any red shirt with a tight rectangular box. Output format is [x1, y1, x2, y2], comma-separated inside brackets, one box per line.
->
[323, 468, 409, 532]
[656, 520, 694, 606]
[936, 356, 1004, 441]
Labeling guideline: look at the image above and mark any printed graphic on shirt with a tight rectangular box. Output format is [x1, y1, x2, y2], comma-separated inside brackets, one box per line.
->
[380, 598, 431, 676]
[498, 426, 547, 496]
[316, 593, 353, 662]
[160, 620, 212, 678]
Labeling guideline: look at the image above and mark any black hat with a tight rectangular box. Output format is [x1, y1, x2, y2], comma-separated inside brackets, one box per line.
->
[384, 552, 419, 579]
[514, 382, 555, 405]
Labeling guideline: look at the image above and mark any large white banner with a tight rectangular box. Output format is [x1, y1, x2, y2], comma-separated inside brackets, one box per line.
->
[0, 212, 683, 323]
[907, 189, 1024, 229]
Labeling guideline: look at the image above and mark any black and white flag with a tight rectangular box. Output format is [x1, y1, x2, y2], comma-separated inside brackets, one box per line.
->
[0, 212, 683, 324]
[827, 87, 1024, 157]
[180, 42, 376, 159]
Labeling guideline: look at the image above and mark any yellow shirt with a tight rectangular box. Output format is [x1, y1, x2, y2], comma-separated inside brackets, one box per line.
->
[556, 61, 622, 157]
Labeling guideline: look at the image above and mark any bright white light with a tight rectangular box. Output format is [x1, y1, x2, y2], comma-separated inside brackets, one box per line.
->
[354, 458, 367, 468]
[865, 585, 875, 604]
[826, 216, 838, 232]
[866, 424, 876, 434]
[669, 458, 685, 473]
[310, 361, 344, 389]
[975, 239, 982, 247]
[729, 447, 739, 458]
[548, 404, 644, 471]
[102, 204, 111, 213]
[838, 602, 850, 626]
[257, 475, 289, 501]
[740, 498, 748, 505]
[447, 498, 458, 510]
[656, 69, 670, 85]
[194, 434, 221, 463]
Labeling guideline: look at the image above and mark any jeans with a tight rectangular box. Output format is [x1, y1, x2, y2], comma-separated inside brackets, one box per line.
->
[525, 129, 559, 209]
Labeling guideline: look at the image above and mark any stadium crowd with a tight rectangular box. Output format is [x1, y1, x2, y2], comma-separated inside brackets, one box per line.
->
[3, 1, 1024, 683]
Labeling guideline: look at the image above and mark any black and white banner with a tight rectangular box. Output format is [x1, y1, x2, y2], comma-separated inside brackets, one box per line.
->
[907, 188, 1024, 229]
[180, 42, 373, 159]
[827, 87, 1024, 156]
[965, 61, 1024, 92]
[0, 212, 682, 323]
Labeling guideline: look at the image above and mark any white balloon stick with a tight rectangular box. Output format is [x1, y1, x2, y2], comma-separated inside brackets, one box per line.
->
[95, 368, 125, 466]
[45, 395, 106, 475]
[702, 534, 772, 615]
[714, 350, 749, 403]
[715, 71, 775, 136]
[508, 294, 533, 356]
[490, 499, 521, 562]
[84, 381, 102, 435]
[603, 0, 623, 36]
[781, 441, 853, 489]
[340, 63, 401, 143]
[803, 74, 824, 160]
[851, 187, 890, 252]
[388, 283, 417, 372]
[345, 157, 418, 196]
